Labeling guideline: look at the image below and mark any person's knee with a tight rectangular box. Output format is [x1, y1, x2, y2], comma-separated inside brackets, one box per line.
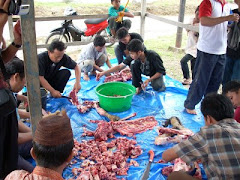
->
[152, 82, 166, 92]
[123, 19, 132, 30]
[80, 60, 94, 73]
[61, 69, 71, 78]
[151, 77, 166, 92]
[108, 17, 117, 29]
[180, 58, 186, 64]
[97, 54, 107, 67]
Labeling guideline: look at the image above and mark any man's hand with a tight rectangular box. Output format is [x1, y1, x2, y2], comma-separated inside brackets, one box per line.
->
[118, 11, 124, 17]
[142, 79, 150, 90]
[13, 20, 22, 45]
[73, 82, 81, 92]
[50, 89, 61, 98]
[96, 72, 104, 81]
[228, 13, 240, 22]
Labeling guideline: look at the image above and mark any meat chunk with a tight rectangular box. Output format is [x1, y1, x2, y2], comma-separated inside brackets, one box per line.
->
[71, 138, 142, 179]
[112, 116, 158, 137]
[104, 67, 132, 82]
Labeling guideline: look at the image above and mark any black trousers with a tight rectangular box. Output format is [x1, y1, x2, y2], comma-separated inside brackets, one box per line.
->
[0, 112, 18, 179]
[46, 69, 71, 93]
[180, 54, 196, 79]
[108, 17, 132, 32]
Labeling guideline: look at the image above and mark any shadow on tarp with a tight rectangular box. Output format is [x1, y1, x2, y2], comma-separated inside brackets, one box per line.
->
[45, 59, 207, 180]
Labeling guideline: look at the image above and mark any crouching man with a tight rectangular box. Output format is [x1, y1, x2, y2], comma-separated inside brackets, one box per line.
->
[77, 35, 112, 81]
[5, 111, 74, 180]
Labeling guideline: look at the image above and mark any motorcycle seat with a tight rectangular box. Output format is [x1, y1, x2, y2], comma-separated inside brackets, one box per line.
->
[84, 17, 108, 24]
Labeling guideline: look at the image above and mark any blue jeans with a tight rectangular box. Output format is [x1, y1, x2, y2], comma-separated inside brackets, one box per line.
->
[222, 56, 240, 86]
[184, 50, 226, 110]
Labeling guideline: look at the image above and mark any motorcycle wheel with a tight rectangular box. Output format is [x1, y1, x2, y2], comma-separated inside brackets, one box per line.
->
[97, 29, 115, 47]
[45, 31, 69, 44]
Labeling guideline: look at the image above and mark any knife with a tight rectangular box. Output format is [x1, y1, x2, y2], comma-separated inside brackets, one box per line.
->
[141, 150, 155, 180]
[61, 95, 72, 99]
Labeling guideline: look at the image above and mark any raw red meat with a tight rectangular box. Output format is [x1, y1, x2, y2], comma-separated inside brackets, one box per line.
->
[161, 158, 202, 179]
[71, 138, 142, 179]
[112, 116, 158, 137]
[84, 116, 158, 141]
[155, 127, 194, 145]
[104, 67, 132, 83]
[162, 165, 173, 176]
[93, 121, 115, 141]
[69, 89, 79, 106]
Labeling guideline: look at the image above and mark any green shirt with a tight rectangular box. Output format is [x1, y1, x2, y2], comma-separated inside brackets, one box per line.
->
[108, 5, 129, 17]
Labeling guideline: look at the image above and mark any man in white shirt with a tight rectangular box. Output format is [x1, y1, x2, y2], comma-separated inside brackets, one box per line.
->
[77, 35, 112, 81]
[184, 0, 239, 114]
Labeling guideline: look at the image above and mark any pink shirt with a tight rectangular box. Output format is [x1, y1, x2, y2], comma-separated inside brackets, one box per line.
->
[5, 166, 64, 180]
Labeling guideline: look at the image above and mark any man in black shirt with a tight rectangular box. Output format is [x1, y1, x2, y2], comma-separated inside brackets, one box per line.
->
[38, 41, 81, 98]
[97, 39, 166, 94]
[115, 27, 144, 64]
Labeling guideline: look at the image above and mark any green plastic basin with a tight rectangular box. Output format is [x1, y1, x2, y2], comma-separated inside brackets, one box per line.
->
[95, 82, 136, 112]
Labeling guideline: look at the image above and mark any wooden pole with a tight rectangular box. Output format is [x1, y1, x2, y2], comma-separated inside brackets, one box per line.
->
[20, 0, 42, 134]
[140, 0, 146, 39]
[175, 0, 186, 48]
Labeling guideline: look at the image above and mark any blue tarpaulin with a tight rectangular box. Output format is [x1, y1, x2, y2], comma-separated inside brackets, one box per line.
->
[46, 58, 206, 180]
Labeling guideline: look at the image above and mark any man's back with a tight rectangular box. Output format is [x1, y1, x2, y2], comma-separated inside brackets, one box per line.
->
[174, 118, 240, 179]
[201, 119, 240, 179]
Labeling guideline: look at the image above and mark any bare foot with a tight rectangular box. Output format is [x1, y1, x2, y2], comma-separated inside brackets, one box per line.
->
[83, 74, 90, 81]
[136, 87, 142, 94]
[186, 108, 197, 115]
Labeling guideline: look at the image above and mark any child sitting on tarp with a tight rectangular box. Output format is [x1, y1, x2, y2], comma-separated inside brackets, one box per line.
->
[162, 93, 240, 179]
[108, 0, 134, 38]
[223, 80, 240, 123]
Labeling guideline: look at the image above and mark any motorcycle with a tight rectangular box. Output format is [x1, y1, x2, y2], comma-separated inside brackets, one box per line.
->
[45, 7, 114, 47]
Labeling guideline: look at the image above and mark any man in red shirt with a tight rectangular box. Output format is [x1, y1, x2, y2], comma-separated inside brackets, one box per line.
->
[184, 0, 239, 114]
[223, 80, 240, 123]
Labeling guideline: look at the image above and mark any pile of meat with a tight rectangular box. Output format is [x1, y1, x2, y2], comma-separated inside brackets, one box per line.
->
[82, 116, 158, 141]
[71, 138, 142, 179]
[69, 90, 121, 121]
[155, 117, 194, 145]
[155, 117, 202, 178]
[69, 90, 95, 113]
[160, 158, 202, 179]
[104, 68, 132, 83]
